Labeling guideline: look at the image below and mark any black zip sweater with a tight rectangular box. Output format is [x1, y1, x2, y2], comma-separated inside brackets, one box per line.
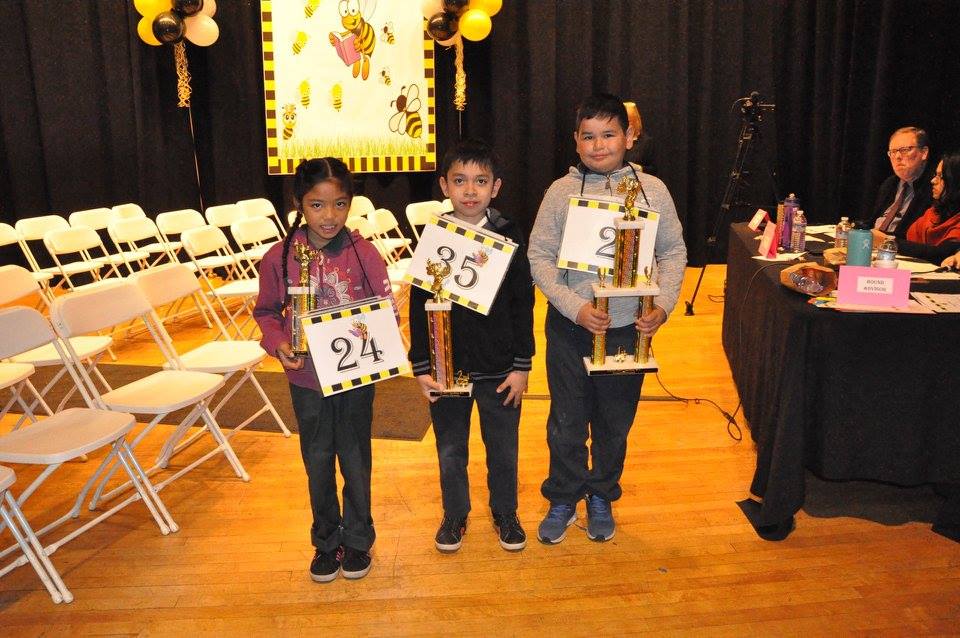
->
[408, 207, 535, 381]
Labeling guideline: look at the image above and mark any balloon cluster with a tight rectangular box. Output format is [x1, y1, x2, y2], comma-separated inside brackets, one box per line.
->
[135, 0, 219, 47]
[422, 0, 501, 45]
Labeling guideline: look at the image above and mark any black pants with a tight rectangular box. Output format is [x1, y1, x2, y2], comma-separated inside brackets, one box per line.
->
[429, 379, 521, 519]
[289, 383, 376, 553]
[541, 304, 644, 505]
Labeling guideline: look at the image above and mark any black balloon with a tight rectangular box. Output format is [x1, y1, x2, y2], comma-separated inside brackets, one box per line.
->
[427, 11, 459, 42]
[152, 11, 186, 44]
[442, 0, 469, 15]
[173, 0, 204, 16]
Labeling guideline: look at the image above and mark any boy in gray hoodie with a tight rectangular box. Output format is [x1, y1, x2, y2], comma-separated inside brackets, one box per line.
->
[527, 93, 687, 544]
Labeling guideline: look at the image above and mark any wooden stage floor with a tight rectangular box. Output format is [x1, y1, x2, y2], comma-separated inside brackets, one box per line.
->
[1, 266, 958, 635]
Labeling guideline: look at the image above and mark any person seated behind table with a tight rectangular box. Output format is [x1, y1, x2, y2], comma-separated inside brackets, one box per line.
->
[871, 126, 934, 240]
[623, 101, 657, 176]
[891, 152, 960, 263]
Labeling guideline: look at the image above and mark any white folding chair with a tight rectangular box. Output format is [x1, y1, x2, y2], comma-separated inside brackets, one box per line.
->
[237, 197, 285, 232]
[156, 208, 205, 258]
[181, 226, 259, 338]
[0, 307, 177, 604]
[108, 216, 180, 274]
[49, 282, 249, 507]
[230, 216, 281, 271]
[132, 264, 290, 441]
[14, 215, 73, 288]
[0, 224, 53, 302]
[42, 227, 124, 291]
[405, 200, 445, 242]
[0, 265, 112, 428]
[349, 195, 376, 219]
[110, 203, 147, 221]
[0, 465, 72, 603]
[369, 208, 413, 263]
[70, 208, 150, 275]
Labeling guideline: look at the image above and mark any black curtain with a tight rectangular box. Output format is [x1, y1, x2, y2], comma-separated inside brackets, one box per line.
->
[2, 0, 958, 266]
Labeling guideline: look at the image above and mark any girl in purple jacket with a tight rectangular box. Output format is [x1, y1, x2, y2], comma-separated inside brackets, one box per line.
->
[253, 158, 391, 583]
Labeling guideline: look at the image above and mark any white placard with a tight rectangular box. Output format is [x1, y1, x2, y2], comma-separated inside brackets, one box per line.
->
[403, 215, 516, 315]
[302, 297, 410, 396]
[557, 196, 660, 274]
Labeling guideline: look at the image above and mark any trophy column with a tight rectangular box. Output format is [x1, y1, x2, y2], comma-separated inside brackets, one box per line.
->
[290, 242, 317, 356]
[424, 259, 472, 397]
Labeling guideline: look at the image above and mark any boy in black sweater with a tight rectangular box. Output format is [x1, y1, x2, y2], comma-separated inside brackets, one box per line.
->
[408, 139, 535, 553]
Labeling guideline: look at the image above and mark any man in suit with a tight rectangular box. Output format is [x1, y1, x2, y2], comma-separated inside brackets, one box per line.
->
[872, 127, 934, 242]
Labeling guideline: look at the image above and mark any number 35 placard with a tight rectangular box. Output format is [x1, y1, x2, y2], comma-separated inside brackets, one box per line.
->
[302, 297, 410, 396]
[557, 196, 660, 274]
[404, 216, 517, 315]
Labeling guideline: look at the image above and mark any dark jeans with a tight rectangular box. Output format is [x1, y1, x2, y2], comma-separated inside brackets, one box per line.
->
[289, 382, 376, 553]
[541, 304, 644, 504]
[428, 379, 521, 519]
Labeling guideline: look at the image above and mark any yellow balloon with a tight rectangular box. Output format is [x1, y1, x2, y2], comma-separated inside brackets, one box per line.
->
[469, 0, 502, 17]
[459, 9, 492, 41]
[134, 0, 172, 18]
[137, 15, 162, 45]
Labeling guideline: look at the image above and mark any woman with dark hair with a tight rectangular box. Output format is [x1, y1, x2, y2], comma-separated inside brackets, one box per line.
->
[897, 152, 960, 262]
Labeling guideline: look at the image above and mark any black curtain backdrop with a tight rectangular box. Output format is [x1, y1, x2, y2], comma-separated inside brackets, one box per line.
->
[1, 0, 958, 266]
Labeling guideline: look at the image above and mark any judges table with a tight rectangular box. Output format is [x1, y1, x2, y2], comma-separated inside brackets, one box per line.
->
[722, 222, 960, 540]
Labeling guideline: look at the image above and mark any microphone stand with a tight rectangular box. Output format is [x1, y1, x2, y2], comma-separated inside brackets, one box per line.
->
[685, 93, 774, 316]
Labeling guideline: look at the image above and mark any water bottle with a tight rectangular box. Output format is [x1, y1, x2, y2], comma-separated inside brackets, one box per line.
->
[789, 209, 807, 252]
[834, 216, 851, 249]
[875, 235, 898, 268]
[790, 270, 824, 295]
[780, 193, 799, 249]
[846, 220, 873, 266]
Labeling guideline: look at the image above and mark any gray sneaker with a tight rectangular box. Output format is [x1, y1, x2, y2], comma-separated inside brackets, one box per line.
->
[585, 494, 615, 541]
[537, 503, 577, 544]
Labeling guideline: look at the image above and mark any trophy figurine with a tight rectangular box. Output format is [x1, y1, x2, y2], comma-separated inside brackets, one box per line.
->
[424, 259, 472, 397]
[583, 176, 660, 375]
[289, 241, 318, 356]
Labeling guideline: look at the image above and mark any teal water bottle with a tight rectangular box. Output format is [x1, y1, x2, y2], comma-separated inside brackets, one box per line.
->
[846, 220, 873, 266]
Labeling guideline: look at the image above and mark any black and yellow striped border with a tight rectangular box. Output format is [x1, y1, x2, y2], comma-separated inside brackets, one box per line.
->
[301, 298, 390, 326]
[321, 363, 411, 396]
[569, 197, 660, 220]
[260, 5, 437, 174]
[558, 260, 602, 274]
[403, 275, 488, 314]
[434, 218, 516, 254]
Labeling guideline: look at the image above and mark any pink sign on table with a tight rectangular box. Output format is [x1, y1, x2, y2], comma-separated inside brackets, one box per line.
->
[836, 265, 910, 307]
[747, 209, 770, 232]
[757, 222, 778, 258]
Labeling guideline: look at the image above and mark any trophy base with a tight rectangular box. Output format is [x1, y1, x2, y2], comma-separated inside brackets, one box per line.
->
[429, 383, 474, 398]
[583, 355, 658, 375]
[592, 282, 660, 297]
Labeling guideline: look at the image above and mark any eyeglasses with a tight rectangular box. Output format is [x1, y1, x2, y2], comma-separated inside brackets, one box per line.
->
[887, 146, 918, 158]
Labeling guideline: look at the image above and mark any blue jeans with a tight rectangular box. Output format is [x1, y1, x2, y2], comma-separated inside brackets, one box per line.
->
[289, 383, 376, 552]
[541, 304, 644, 504]
[429, 379, 521, 518]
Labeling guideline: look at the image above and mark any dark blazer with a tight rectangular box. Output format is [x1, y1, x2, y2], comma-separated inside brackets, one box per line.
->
[871, 162, 935, 240]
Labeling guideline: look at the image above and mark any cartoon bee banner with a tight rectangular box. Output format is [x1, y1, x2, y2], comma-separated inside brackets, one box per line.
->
[403, 215, 517, 316]
[260, 0, 437, 174]
[301, 296, 411, 396]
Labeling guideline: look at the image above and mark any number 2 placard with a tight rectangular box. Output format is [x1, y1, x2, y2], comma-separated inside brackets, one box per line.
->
[557, 196, 660, 274]
[302, 297, 410, 396]
[404, 216, 516, 315]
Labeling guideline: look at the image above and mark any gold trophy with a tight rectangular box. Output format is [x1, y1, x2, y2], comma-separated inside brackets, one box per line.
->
[424, 259, 472, 397]
[583, 176, 660, 375]
[289, 241, 318, 356]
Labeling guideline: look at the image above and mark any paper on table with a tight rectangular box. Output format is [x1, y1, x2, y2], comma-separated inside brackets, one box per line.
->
[752, 252, 806, 262]
[912, 292, 960, 313]
[830, 299, 935, 314]
[805, 224, 837, 234]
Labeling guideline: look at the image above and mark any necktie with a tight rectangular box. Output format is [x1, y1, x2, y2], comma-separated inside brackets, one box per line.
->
[878, 181, 912, 232]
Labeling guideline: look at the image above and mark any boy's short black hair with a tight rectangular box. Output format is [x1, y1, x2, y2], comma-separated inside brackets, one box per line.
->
[575, 93, 629, 133]
[440, 138, 500, 179]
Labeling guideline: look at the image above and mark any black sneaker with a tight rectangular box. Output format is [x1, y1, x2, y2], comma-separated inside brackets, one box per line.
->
[310, 548, 340, 583]
[435, 514, 467, 553]
[492, 511, 527, 552]
[340, 546, 372, 579]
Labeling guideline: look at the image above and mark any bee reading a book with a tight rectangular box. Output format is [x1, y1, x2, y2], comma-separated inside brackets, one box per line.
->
[329, 0, 377, 81]
[389, 84, 422, 139]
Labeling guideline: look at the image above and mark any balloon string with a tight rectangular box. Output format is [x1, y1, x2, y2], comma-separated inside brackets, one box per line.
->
[174, 41, 192, 108]
[454, 37, 466, 113]
[187, 105, 205, 212]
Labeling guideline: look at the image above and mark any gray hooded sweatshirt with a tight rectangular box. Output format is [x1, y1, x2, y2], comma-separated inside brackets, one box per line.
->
[528, 162, 687, 328]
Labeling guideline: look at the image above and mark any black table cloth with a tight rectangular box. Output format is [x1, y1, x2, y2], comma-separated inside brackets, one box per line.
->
[721, 222, 960, 539]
